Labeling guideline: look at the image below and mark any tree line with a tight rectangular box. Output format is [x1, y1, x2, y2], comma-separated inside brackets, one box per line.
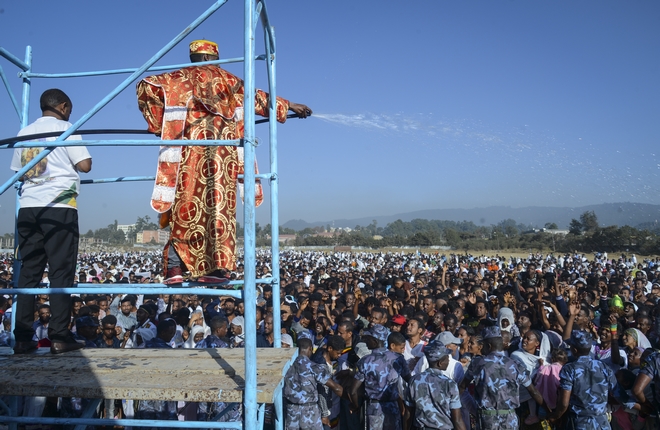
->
[270, 211, 660, 254]
[81, 216, 159, 244]
[58, 211, 660, 254]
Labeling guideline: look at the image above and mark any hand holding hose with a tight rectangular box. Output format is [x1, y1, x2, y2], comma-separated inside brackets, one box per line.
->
[289, 102, 312, 118]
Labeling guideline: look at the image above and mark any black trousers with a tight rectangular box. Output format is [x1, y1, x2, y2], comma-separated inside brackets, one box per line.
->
[14, 207, 78, 342]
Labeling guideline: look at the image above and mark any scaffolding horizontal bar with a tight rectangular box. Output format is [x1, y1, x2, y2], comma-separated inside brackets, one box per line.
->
[1, 138, 241, 149]
[0, 415, 242, 429]
[0, 113, 299, 147]
[19, 55, 267, 79]
[1, 277, 276, 296]
[0, 286, 244, 297]
[238, 173, 274, 180]
[80, 176, 156, 185]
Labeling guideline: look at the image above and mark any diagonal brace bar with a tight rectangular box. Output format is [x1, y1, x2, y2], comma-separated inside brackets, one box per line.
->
[0, 65, 22, 122]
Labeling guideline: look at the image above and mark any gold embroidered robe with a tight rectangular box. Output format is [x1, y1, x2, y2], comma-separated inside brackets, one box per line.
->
[137, 65, 289, 274]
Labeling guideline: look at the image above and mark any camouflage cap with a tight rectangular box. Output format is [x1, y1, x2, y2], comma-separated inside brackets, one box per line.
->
[566, 330, 593, 349]
[482, 326, 502, 340]
[364, 324, 388, 343]
[297, 330, 313, 341]
[424, 340, 452, 362]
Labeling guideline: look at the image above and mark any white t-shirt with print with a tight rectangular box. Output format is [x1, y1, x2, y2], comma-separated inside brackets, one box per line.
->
[11, 116, 90, 209]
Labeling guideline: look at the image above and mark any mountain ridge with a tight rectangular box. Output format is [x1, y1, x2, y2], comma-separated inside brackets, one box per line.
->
[282, 202, 660, 231]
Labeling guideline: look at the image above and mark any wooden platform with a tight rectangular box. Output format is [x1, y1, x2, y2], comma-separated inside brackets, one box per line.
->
[0, 347, 296, 403]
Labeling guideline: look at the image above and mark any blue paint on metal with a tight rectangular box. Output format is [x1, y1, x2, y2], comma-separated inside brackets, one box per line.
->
[20, 45, 32, 128]
[257, 403, 265, 430]
[0, 139, 241, 149]
[7, 397, 18, 430]
[20, 55, 266, 79]
[274, 384, 283, 430]
[80, 176, 156, 185]
[0, 47, 29, 71]
[0, 66, 22, 122]
[0, 416, 243, 428]
[74, 398, 103, 430]
[237, 173, 273, 180]
[0, 286, 243, 297]
[254, 2, 263, 32]
[210, 402, 234, 421]
[264, 19, 282, 351]
[242, 1, 258, 429]
[9, 45, 33, 368]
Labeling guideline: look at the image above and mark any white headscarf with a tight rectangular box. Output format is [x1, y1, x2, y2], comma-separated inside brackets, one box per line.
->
[626, 328, 652, 350]
[512, 330, 552, 377]
[498, 307, 515, 332]
[498, 307, 520, 337]
[184, 325, 206, 349]
[132, 327, 156, 348]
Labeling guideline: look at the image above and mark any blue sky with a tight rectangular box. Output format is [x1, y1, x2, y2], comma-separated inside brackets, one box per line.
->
[0, 1, 658, 234]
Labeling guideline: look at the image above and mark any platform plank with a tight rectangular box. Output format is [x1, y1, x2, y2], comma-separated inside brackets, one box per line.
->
[0, 347, 296, 403]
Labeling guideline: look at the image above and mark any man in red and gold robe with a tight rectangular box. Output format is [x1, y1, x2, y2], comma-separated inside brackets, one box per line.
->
[137, 39, 311, 283]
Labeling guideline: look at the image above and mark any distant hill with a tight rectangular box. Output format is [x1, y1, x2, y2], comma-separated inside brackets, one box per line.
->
[282, 202, 660, 231]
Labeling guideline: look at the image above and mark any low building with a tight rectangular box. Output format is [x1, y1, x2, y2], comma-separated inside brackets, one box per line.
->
[79, 237, 105, 245]
[278, 234, 296, 244]
[0, 237, 14, 249]
[136, 230, 169, 245]
[544, 229, 570, 236]
[117, 224, 136, 235]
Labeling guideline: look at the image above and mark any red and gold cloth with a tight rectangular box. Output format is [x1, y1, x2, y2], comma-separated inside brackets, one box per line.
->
[137, 65, 289, 275]
[189, 39, 219, 56]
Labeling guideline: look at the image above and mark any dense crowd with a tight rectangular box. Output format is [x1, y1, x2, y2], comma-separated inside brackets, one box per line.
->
[1, 249, 660, 429]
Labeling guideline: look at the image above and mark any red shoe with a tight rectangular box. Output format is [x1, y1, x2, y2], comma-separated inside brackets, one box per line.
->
[163, 275, 184, 284]
[196, 275, 229, 284]
[164, 267, 184, 284]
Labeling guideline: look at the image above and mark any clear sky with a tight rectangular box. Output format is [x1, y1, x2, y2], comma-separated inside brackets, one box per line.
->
[0, 1, 658, 234]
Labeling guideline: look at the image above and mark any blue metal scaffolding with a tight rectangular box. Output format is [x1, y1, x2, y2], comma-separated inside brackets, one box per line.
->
[0, 1, 286, 429]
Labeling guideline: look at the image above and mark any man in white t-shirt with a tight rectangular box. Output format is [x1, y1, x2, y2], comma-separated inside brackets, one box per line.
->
[11, 88, 92, 355]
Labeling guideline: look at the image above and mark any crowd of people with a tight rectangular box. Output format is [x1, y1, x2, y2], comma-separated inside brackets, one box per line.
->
[1, 249, 660, 429]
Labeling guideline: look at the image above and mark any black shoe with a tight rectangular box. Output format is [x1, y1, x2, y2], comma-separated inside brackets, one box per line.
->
[207, 269, 228, 278]
[13, 341, 38, 354]
[50, 339, 84, 354]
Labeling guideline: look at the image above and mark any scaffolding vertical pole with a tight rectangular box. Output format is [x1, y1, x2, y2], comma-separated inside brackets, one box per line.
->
[10, 45, 32, 345]
[243, 0, 258, 429]
[263, 15, 281, 349]
[8, 44, 32, 430]
[19, 46, 31, 129]
[264, 15, 285, 430]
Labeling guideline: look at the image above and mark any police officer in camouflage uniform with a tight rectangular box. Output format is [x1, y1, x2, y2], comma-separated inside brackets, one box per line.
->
[284, 338, 344, 430]
[633, 350, 660, 427]
[463, 326, 543, 430]
[349, 324, 411, 430]
[405, 341, 466, 430]
[548, 330, 617, 430]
